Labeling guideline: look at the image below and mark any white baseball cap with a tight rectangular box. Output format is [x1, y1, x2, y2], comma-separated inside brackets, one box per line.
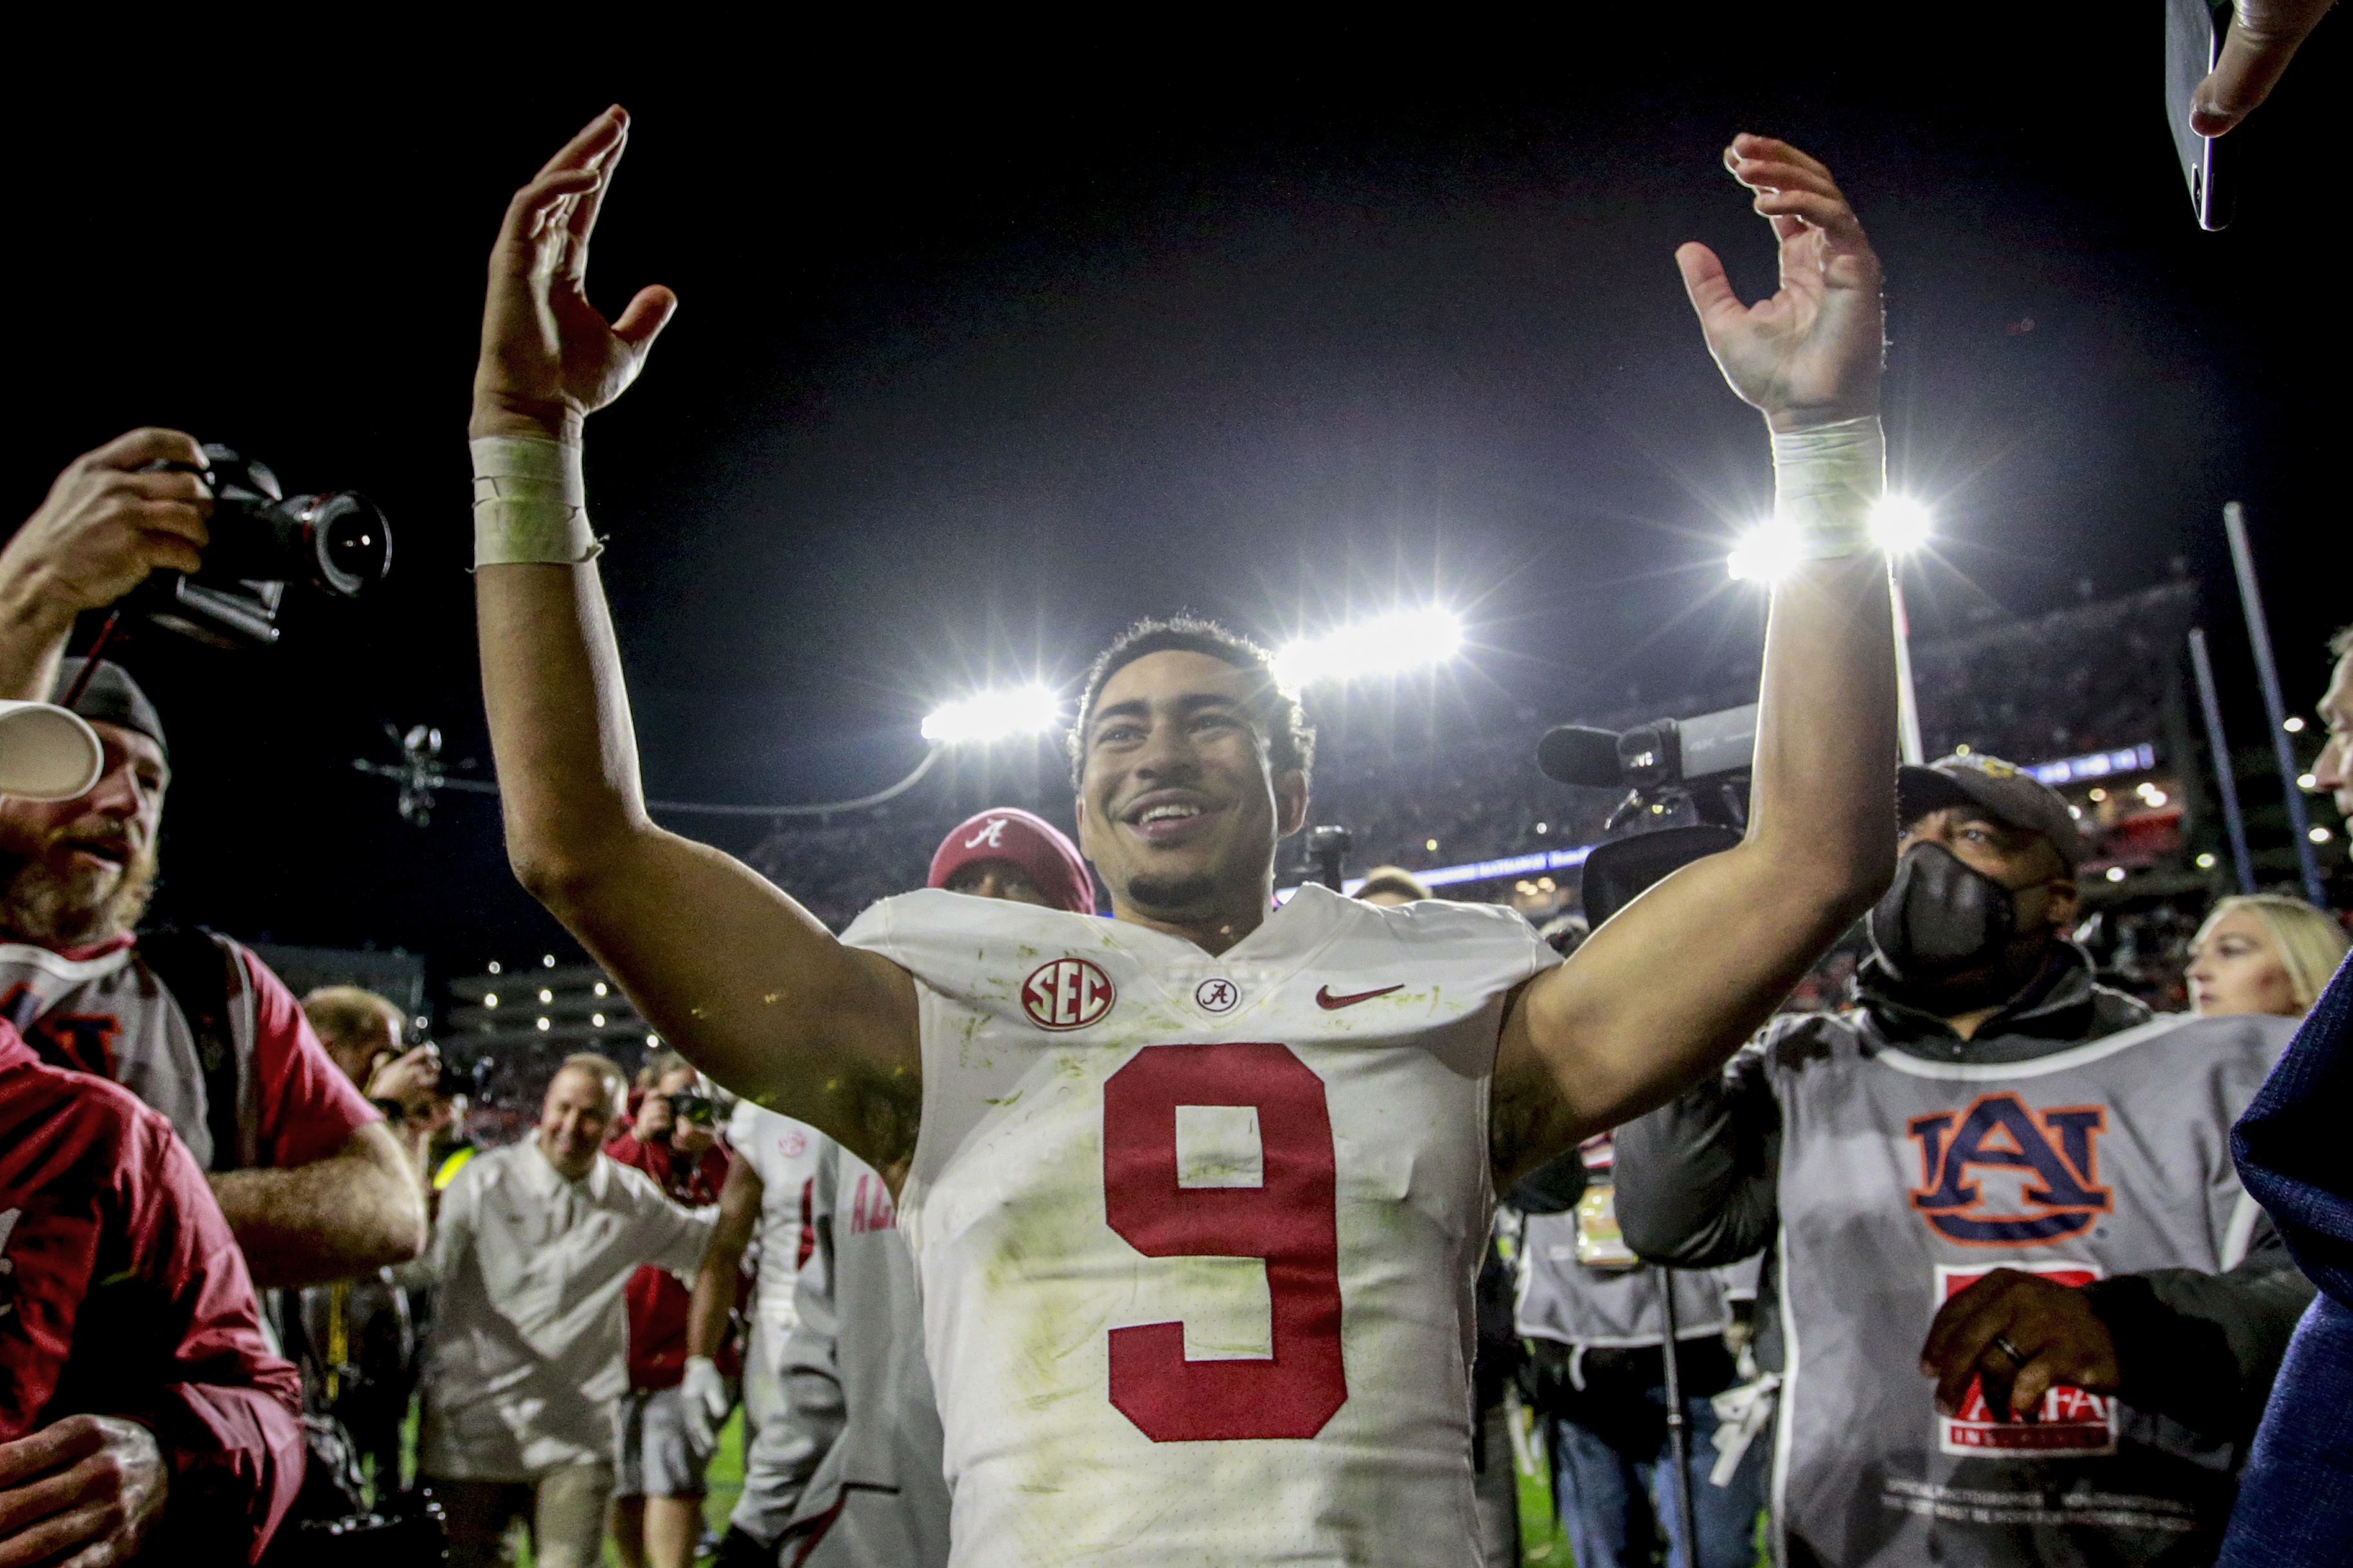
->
[0, 700, 104, 801]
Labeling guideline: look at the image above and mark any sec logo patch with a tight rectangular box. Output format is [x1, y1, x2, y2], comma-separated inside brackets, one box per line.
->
[1023, 957, 1117, 1031]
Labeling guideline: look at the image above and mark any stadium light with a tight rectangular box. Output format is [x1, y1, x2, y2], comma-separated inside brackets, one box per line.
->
[1272, 608, 1464, 691]
[920, 684, 1061, 745]
[1869, 495, 1933, 554]
[1725, 520, 1798, 584]
[1729, 495, 1933, 584]
[1730, 497, 1933, 764]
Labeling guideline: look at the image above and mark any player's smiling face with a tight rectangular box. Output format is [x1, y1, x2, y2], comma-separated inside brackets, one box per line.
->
[1076, 649, 1306, 938]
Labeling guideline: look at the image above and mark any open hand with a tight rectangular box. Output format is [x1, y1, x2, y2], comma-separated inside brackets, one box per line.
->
[472, 106, 677, 444]
[0, 1414, 167, 1567]
[1676, 136, 1882, 433]
[1920, 1267, 2121, 1422]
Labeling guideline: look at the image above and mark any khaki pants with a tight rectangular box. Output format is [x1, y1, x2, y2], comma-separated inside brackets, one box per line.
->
[432, 1463, 615, 1568]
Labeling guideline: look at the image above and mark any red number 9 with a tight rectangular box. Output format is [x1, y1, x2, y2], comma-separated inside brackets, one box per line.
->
[1102, 1041, 1347, 1441]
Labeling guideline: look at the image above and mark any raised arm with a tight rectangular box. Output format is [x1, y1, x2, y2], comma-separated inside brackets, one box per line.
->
[1493, 136, 1897, 1179]
[468, 109, 919, 1170]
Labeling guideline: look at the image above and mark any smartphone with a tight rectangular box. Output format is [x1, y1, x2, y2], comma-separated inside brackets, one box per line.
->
[2166, 0, 2236, 230]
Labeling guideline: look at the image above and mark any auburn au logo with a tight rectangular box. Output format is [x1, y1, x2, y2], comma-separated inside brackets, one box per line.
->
[1908, 1094, 2110, 1245]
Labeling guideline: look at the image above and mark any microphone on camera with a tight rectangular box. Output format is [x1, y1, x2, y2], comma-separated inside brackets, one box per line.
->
[1536, 725, 1625, 788]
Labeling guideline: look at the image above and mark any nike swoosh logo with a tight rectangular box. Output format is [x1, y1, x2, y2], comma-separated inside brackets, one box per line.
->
[1316, 983, 1404, 1010]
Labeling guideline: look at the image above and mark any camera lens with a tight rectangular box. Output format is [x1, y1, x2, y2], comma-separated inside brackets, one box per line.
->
[302, 493, 393, 597]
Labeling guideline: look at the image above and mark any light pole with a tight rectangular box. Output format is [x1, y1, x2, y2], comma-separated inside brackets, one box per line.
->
[357, 683, 1065, 824]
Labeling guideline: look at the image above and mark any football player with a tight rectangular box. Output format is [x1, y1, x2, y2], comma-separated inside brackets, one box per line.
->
[466, 107, 1898, 1566]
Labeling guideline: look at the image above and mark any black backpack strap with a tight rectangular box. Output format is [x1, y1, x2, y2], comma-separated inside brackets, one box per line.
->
[138, 927, 244, 1174]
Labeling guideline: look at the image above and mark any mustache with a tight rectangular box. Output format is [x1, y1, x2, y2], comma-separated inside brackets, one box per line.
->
[42, 818, 139, 854]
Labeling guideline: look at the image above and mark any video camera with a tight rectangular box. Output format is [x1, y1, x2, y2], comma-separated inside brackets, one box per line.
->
[1538, 702, 1759, 926]
[1537, 702, 1757, 833]
[141, 445, 392, 647]
[1304, 825, 1352, 891]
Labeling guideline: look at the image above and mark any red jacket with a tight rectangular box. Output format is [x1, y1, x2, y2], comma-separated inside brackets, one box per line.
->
[605, 1132, 736, 1390]
[0, 1021, 303, 1564]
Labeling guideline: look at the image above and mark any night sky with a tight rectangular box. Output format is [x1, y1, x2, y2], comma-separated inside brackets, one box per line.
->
[4, 21, 2343, 976]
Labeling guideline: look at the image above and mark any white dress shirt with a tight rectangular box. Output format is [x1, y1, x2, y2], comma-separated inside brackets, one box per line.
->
[416, 1138, 718, 1479]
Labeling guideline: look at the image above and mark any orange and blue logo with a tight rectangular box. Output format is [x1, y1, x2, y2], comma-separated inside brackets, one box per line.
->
[1908, 1094, 2111, 1245]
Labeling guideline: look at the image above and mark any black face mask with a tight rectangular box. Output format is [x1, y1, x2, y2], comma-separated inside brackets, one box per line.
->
[1868, 843, 2018, 986]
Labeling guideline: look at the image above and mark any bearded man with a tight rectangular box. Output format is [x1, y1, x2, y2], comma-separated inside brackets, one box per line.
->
[0, 510, 424, 1288]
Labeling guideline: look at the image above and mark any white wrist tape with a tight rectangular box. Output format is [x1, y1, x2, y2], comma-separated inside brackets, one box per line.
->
[1769, 414, 1883, 559]
[470, 436, 601, 567]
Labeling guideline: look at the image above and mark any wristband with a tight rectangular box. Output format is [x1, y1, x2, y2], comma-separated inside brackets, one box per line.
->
[470, 436, 601, 567]
[1769, 414, 1883, 559]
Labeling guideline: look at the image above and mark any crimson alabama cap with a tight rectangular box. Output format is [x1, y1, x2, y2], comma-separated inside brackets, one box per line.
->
[928, 807, 1096, 914]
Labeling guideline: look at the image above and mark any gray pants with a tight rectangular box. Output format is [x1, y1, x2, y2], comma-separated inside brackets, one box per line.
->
[614, 1384, 711, 1499]
[732, 1319, 831, 1547]
[1474, 1402, 1522, 1568]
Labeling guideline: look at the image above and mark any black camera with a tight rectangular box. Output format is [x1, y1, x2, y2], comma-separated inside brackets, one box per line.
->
[1538, 702, 1757, 833]
[1304, 825, 1353, 892]
[1538, 702, 1760, 929]
[141, 445, 392, 647]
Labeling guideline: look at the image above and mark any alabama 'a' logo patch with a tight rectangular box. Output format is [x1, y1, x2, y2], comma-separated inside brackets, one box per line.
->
[1022, 957, 1116, 1032]
[1908, 1094, 2110, 1245]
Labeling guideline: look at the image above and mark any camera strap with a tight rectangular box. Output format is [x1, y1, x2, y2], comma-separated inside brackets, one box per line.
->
[138, 927, 244, 1175]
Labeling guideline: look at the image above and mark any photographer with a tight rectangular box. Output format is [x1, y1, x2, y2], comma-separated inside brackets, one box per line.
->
[601, 1055, 733, 1568]
[1, 700, 304, 1565]
[303, 987, 444, 1189]
[0, 432, 424, 1289]
[1614, 753, 2311, 1565]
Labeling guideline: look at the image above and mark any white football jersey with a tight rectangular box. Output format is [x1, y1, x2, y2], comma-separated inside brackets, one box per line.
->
[727, 1100, 829, 1338]
[840, 881, 1559, 1567]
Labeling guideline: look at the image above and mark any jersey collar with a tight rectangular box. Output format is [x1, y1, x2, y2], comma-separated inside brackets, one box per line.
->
[1102, 882, 1357, 1019]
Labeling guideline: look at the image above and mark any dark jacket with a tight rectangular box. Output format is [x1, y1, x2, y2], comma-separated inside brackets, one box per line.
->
[1615, 942, 2314, 1447]
[2218, 944, 2353, 1564]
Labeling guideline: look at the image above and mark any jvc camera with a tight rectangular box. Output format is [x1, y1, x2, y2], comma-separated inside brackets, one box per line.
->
[1538, 702, 1758, 832]
[141, 445, 392, 647]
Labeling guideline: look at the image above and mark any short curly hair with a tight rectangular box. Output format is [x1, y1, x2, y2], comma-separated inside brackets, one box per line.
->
[1068, 616, 1315, 789]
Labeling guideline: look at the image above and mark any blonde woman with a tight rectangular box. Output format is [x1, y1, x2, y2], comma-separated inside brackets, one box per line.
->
[2186, 894, 2350, 1018]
